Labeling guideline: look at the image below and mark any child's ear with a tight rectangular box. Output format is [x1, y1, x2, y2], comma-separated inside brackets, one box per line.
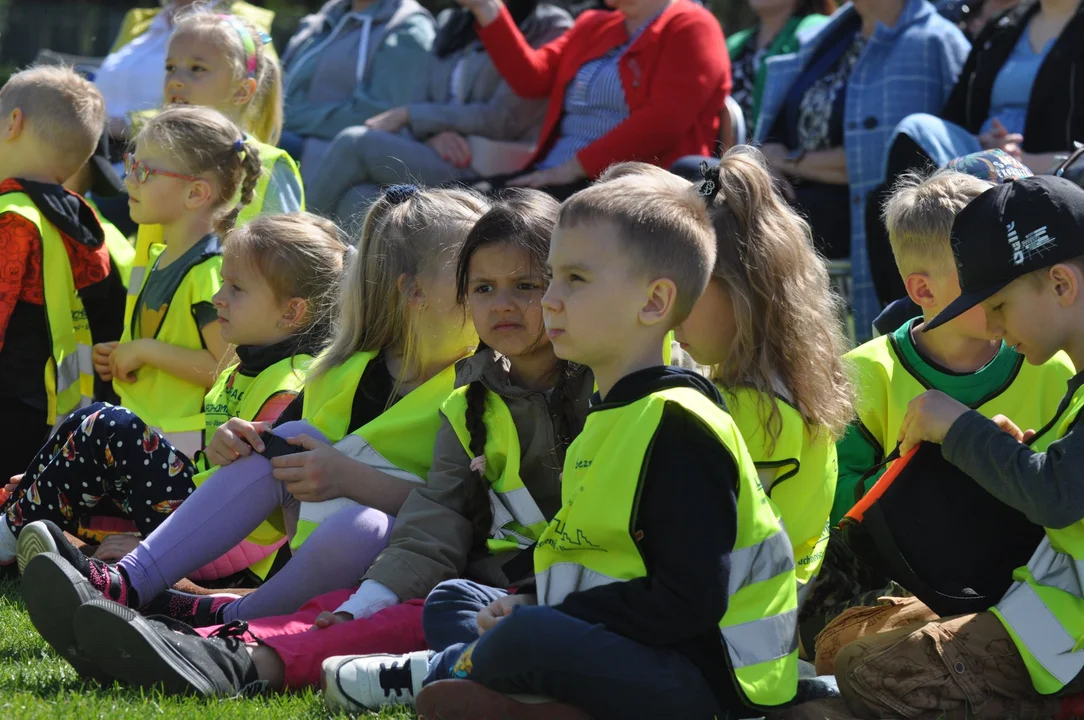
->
[904, 272, 936, 308]
[233, 78, 258, 107]
[639, 277, 678, 327]
[1050, 264, 1080, 307]
[185, 179, 214, 210]
[3, 108, 24, 141]
[398, 273, 427, 310]
[280, 297, 309, 329]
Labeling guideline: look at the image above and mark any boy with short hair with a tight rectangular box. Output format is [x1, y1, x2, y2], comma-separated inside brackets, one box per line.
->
[804, 169, 1076, 673]
[814, 174, 1084, 719]
[0, 66, 122, 481]
[317, 174, 800, 718]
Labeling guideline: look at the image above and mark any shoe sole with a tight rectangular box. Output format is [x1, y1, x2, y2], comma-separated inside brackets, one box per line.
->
[415, 680, 595, 720]
[21, 552, 112, 683]
[17, 522, 59, 575]
[73, 599, 216, 696]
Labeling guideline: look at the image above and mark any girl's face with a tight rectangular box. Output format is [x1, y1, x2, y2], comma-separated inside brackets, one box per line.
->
[413, 253, 479, 361]
[164, 30, 251, 117]
[466, 244, 549, 358]
[213, 253, 299, 347]
[674, 278, 738, 367]
[124, 144, 200, 226]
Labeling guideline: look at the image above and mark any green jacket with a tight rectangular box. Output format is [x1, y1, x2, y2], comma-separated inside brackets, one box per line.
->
[726, 15, 829, 126]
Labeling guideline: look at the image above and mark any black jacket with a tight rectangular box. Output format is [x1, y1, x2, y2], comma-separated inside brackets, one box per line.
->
[940, 0, 1084, 153]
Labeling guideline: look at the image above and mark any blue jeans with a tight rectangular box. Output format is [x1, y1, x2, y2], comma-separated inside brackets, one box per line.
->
[421, 580, 723, 720]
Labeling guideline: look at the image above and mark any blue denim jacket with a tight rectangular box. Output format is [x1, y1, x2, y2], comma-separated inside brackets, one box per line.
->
[754, 0, 969, 338]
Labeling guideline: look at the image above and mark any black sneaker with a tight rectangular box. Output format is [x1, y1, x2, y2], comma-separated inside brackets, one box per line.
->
[141, 588, 239, 628]
[21, 552, 114, 683]
[18, 520, 136, 607]
[73, 599, 265, 697]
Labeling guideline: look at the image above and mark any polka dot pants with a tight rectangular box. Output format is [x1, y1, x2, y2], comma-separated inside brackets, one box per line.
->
[2, 403, 197, 538]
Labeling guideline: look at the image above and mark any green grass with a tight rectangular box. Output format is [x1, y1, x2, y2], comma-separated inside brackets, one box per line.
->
[0, 579, 415, 719]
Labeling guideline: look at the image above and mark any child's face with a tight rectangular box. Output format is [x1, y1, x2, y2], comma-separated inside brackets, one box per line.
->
[926, 267, 989, 340]
[542, 221, 651, 368]
[466, 243, 549, 359]
[164, 30, 247, 115]
[674, 277, 736, 367]
[414, 254, 479, 360]
[124, 144, 197, 225]
[213, 253, 294, 347]
[981, 273, 1068, 365]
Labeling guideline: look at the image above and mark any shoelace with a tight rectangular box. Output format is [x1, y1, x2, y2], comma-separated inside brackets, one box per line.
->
[378, 662, 414, 698]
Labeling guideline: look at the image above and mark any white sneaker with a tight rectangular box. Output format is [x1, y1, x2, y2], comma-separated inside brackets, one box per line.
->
[17, 520, 59, 574]
[321, 650, 433, 711]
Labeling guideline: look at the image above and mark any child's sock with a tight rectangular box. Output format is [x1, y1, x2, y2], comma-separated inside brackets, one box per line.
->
[0, 518, 16, 563]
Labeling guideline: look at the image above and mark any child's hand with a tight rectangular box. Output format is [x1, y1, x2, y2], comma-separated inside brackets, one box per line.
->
[206, 419, 271, 467]
[477, 593, 536, 636]
[93, 341, 119, 382]
[312, 611, 353, 630]
[110, 340, 147, 383]
[990, 414, 1037, 444]
[270, 435, 356, 502]
[898, 390, 970, 455]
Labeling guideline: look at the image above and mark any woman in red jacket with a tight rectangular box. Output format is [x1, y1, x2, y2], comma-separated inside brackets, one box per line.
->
[459, 0, 731, 198]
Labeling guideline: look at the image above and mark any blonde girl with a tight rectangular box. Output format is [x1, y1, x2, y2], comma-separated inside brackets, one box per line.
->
[4, 212, 347, 586]
[23, 187, 489, 648]
[674, 147, 854, 610]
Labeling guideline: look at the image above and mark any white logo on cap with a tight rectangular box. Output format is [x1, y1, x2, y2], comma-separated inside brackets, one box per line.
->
[1007, 222, 1056, 265]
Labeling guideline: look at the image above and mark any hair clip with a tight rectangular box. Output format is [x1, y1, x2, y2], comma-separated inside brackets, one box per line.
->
[697, 161, 722, 204]
[233, 138, 245, 154]
[384, 184, 419, 205]
[219, 15, 259, 77]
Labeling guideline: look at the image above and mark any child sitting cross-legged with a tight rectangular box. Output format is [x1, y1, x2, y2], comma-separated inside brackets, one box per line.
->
[320, 172, 801, 718]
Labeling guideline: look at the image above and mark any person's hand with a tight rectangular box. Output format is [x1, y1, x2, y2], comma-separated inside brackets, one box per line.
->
[454, 0, 502, 25]
[898, 390, 970, 454]
[270, 435, 358, 502]
[313, 611, 354, 629]
[509, 158, 584, 189]
[206, 418, 271, 467]
[428, 131, 473, 168]
[93, 341, 119, 382]
[477, 593, 536, 636]
[990, 414, 1036, 444]
[110, 340, 148, 383]
[93, 533, 141, 562]
[979, 118, 1023, 156]
[365, 107, 410, 133]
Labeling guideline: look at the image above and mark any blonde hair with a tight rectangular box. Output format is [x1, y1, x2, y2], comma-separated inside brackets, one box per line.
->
[708, 146, 853, 446]
[884, 170, 994, 277]
[558, 174, 716, 324]
[136, 105, 262, 235]
[170, 11, 283, 145]
[310, 187, 490, 393]
[224, 213, 352, 338]
[0, 66, 105, 179]
[598, 161, 684, 185]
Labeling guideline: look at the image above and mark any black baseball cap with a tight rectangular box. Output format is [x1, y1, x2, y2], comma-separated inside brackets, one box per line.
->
[925, 175, 1084, 331]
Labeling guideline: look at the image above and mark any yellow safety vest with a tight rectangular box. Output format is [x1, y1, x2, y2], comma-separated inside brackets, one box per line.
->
[442, 388, 550, 555]
[116, 242, 222, 459]
[85, 197, 135, 289]
[292, 351, 457, 549]
[722, 386, 834, 606]
[534, 387, 799, 709]
[992, 382, 1084, 694]
[846, 334, 1074, 459]
[2, 194, 95, 425]
[191, 354, 310, 579]
[125, 139, 303, 328]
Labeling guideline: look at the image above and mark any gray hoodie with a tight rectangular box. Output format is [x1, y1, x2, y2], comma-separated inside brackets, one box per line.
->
[282, 0, 435, 140]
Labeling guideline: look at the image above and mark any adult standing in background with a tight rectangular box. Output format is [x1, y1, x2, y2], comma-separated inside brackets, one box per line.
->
[753, 0, 969, 339]
[278, 0, 436, 180]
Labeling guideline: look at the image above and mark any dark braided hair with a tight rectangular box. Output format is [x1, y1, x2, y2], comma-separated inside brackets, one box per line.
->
[454, 189, 563, 547]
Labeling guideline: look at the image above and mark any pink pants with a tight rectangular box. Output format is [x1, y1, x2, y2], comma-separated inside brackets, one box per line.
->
[197, 588, 427, 689]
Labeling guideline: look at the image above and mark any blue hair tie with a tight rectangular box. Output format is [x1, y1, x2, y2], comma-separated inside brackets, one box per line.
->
[233, 138, 245, 154]
[384, 184, 418, 205]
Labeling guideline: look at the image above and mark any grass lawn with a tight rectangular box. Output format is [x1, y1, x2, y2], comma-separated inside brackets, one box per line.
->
[0, 579, 416, 719]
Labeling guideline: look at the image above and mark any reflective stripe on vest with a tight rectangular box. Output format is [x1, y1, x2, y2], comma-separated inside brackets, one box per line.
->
[442, 386, 550, 554]
[291, 352, 457, 550]
[721, 386, 835, 597]
[534, 387, 798, 707]
[992, 382, 1084, 694]
[4, 195, 95, 424]
[117, 242, 222, 437]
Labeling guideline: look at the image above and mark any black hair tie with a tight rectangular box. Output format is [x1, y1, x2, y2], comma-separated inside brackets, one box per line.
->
[384, 184, 419, 205]
[697, 161, 722, 204]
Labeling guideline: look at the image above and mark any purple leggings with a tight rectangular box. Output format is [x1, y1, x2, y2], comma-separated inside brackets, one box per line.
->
[117, 421, 393, 623]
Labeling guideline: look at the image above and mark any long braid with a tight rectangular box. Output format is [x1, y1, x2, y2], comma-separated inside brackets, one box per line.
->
[549, 360, 584, 463]
[216, 139, 262, 235]
[462, 357, 494, 546]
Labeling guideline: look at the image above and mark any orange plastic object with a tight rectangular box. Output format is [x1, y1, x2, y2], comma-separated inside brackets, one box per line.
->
[844, 444, 921, 523]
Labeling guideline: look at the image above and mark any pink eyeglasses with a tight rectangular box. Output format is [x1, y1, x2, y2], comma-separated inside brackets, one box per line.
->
[124, 154, 201, 184]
